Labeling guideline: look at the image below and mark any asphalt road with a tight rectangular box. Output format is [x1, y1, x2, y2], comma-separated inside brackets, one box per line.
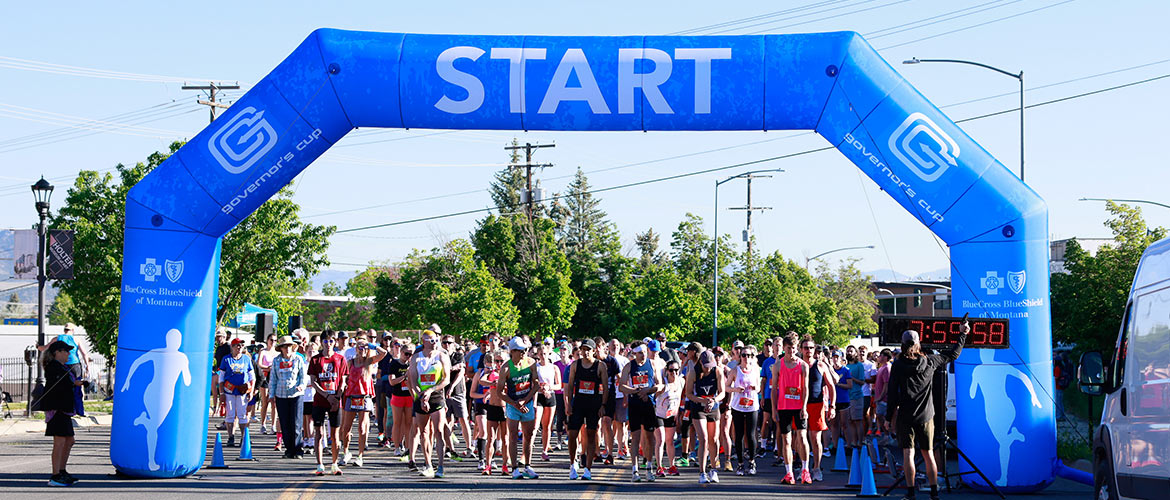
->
[0, 420, 1092, 499]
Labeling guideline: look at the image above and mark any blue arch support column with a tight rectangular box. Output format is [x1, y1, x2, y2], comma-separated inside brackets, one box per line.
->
[112, 29, 1054, 490]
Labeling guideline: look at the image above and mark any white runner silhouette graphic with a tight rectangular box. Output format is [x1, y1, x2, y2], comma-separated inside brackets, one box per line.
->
[969, 348, 1043, 486]
[121, 328, 191, 471]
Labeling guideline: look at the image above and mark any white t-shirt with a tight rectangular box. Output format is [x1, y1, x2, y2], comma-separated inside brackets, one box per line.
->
[729, 365, 762, 413]
[655, 378, 684, 419]
[611, 354, 629, 399]
[861, 361, 877, 397]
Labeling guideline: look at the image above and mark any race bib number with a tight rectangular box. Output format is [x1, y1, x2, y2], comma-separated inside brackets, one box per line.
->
[346, 395, 368, 411]
[320, 380, 336, 392]
[784, 386, 800, 400]
[515, 380, 532, 394]
[278, 361, 292, 370]
[578, 381, 596, 395]
[631, 373, 650, 388]
[420, 373, 437, 386]
[222, 382, 236, 392]
[738, 396, 755, 408]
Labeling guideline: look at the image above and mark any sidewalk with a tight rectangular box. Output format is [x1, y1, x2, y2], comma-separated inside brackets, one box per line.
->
[0, 413, 112, 436]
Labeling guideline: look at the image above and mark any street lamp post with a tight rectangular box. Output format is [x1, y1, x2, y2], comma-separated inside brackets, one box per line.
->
[1079, 197, 1170, 210]
[713, 168, 783, 347]
[904, 57, 1025, 181]
[805, 245, 875, 271]
[31, 177, 53, 394]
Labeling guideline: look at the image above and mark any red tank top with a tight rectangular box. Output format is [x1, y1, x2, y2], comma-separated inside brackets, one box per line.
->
[776, 357, 804, 411]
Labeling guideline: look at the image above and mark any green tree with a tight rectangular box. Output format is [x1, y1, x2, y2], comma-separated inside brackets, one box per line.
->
[373, 239, 518, 335]
[816, 258, 879, 339]
[635, 228, 664, 268]
[611, 263, 707, 342]
[1052, 202, 1167, 354]
[325, 264, 396, 330]
[2, 293, 21, 318]
[731, 252, 842, 346]
[669, 213, 743, 345]
[48, 291, 77, 325]
[473, 214, 578, 336]
[50, 142, 334, 357]
[320, 281, 345, 296]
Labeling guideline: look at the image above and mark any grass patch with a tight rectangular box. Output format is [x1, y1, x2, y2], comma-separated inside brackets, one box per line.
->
[5, 400, 112, 417]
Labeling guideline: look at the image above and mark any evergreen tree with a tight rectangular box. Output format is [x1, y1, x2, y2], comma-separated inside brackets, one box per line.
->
[635, 228, 662, 268]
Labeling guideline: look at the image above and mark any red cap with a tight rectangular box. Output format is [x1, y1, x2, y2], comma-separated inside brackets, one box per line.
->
[230, 338, 245, 345]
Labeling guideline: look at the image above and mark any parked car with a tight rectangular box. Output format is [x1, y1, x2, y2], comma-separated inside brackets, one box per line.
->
[1078, 236, 1170, 500]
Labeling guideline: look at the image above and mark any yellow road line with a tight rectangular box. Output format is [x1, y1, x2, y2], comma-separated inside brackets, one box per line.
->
[277, 480, 318, 500]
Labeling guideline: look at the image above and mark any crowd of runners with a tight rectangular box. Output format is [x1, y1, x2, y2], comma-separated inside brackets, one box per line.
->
[208, 326, 905, 485]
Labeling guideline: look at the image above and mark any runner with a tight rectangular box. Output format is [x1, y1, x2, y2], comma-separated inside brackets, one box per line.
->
[257, 334, 278, 435]
[601, 339, 629, 464]
[387, 342, 413, 458]
[565, 339, 608, 480]
[654, 359, 684, 477]
[534, 342, 562, 462]
[443, 338, 473, 461]
[619, 341, 662, 482]
[714, 347, 734, 472]
[308, 331, 347, 475]
[771, 332, 810, 485]
[844, 345, 866, 455]
[496, 337, 539, 479]
[553, 341, 574, 451]
[758, 340, 777, 458]
[728, 343, 761, 476]
[801, 335, 836, 481]
[408, 330, 452, 478]
[338, 332, 386, 468]
[375, 334, 397, 446]
[469, 349, 497, 471]
[830, 349, 851, 459]
[296, 332, 316, 456]
[217, 338, 255, 448]
[685, 349, 724, 484]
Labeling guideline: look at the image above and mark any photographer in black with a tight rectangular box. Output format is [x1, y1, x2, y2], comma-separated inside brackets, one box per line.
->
[887, 320, 968, 500]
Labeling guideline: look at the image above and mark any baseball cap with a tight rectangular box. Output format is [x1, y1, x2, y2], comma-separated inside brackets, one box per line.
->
[581, 339, 597, 350]
[732, 340, 744, 348]
[508, 337, 528, 351]
[47, 340, 74, 354]
[230, 338, 245, 346]
[429, 323, 442, 334]
[699, 350, 716, 370]
[543, 337, 554, 345]
[64, 322, 77, 333]
[647, 339, 661, 352]
[902, 330, 920, 344]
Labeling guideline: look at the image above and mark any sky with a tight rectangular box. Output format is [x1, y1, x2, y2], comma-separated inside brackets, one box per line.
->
[1, 0, 1168, 287]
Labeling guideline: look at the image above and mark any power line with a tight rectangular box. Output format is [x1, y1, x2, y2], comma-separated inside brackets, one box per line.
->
[876, 0, 1077, 50]
[0, 55, 249, 87]
[335, 71, 1170, 234]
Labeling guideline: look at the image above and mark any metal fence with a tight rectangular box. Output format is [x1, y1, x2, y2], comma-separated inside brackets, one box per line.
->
[0, 355, 113, 407]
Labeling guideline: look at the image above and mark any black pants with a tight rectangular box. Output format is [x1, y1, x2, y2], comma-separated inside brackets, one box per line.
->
[275, 397, 303, 454]
[554, 394, 567, 434]
[732, 409, 759, 464]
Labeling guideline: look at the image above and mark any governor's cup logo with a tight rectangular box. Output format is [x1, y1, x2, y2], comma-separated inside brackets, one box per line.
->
[208, 106, 278, 174]
[889, 112, 959, 182]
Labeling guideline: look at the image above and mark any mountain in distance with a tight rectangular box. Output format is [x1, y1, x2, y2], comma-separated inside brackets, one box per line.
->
[309, 269, 359, 293]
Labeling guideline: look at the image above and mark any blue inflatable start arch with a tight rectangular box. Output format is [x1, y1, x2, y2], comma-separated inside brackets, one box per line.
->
[112, 29, 1055, 490]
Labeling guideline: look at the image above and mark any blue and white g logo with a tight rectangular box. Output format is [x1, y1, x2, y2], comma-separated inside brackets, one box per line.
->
[207, 106, 278, 175]
[888, 112, 959, 182]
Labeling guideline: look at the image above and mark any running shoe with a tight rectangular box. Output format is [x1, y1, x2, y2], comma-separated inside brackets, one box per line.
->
[341, 451, 352, 466]
[408, 461, 419, 472]
[541, 451, 550, 462]
[800, 468, 812, 484]
[647, 470, 656, 482]
[261, 425, 270, 435]
[569, 463, 579, 480]
[446, 450, 463, 462]
[699, 472, 709, 484]
[709, 469, 719, 483]
[420, 466, 435, 478]
[354, 455, 364, 468]
[781, 471, 795, 484]
[582, 468, 592, 480]
[315, 465, 325, 476]
[748, 461, 757, 476]
[478, 459, 486, 471]
[822, 449, 832, 458]
[736, 464, 745, 476]
[331, 463, 343, 475]
[482, 463, 492, 475]
[722, 459, 733, 472]
[435, 466, 445, 478]
[59, 470, 77, 485]
[524, 465, 539, 479]
[656, 466, 667, 477]
[667, 465, 680, 476]
[48, 474, 71, 487]
[632, 471, 641, 482]
[674, 457, 689, 467]
[812, 468, 823, 482]
[502, 463, 510, 475]
[215, 422, 227, 431]
[227, 435, 236, 448]
[618, 450, 628, 461]
[604, 455, 614, 465]
[512, 467, 523, 480]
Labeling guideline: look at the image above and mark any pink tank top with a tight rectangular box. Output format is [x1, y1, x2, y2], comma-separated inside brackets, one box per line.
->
[345, 360, 375, 397]
[776, 357, 804, 411]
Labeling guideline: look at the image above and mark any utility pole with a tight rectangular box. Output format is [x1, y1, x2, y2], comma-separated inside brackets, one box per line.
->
[503, 142, 554, 219]
[728, 174, 774, 257]
[182, 82, 240, 123]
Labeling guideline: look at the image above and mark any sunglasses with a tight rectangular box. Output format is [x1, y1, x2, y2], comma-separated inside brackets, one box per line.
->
[667, 368, 681, 373]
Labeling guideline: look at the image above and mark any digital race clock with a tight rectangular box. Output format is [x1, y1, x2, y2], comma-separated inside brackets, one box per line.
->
[879, 316, 1010, 349]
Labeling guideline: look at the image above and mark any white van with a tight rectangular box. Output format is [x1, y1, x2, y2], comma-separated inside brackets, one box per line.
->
[1078, 236, 1170, 499]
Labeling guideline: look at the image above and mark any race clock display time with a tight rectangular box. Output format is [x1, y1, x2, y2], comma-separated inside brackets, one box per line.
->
[879, 315, 1010, 349]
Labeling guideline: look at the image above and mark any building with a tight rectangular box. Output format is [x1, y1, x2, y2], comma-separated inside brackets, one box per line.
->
[870, 280, 952, 321]
[1049, 237, 1110, 274]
